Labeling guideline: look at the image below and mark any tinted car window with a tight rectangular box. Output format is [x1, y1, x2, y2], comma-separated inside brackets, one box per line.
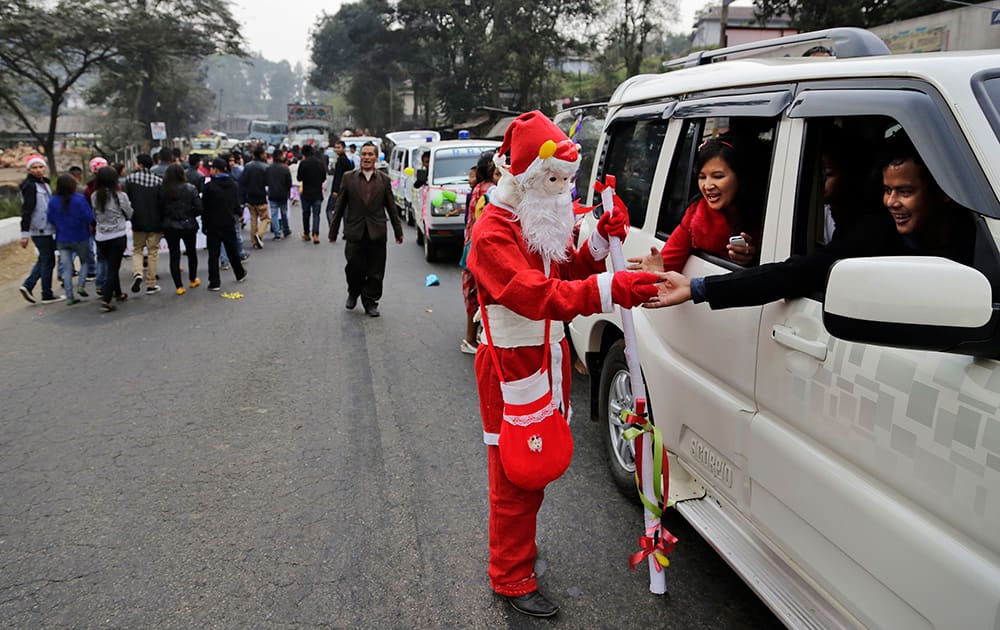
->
[598, 119, 668, 230]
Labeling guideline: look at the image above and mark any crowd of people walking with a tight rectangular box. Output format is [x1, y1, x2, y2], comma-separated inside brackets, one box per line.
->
[17, 137, 406, 316]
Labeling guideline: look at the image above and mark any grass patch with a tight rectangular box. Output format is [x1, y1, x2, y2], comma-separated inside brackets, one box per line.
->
[0, 198, 20, 220]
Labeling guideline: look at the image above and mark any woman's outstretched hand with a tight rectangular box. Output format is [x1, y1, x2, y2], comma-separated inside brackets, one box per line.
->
[626, 246, 664, 272]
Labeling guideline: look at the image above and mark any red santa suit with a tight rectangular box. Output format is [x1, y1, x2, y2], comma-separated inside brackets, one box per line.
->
[468, 199, 615, 595]
[467, 111, 659, 605]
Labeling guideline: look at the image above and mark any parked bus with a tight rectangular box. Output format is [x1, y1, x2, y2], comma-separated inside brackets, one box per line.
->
[248, 120, 288, 147]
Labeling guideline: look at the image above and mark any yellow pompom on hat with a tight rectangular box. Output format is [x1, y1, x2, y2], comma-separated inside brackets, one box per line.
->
[496, 110, 579, 182]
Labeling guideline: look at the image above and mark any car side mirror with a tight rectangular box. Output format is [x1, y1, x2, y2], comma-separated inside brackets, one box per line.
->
[823, 256, 999, 354]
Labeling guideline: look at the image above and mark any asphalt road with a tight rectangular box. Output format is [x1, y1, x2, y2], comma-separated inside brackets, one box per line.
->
[0, 218, 782, 628]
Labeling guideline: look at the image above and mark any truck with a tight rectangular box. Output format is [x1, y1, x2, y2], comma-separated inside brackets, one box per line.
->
[286, 103, 333, 148]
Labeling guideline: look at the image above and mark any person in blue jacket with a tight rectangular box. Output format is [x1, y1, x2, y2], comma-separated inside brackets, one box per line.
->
[46, 174, 94, 305]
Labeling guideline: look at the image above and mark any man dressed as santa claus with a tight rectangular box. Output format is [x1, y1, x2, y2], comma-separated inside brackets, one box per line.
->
[467, 111, 664, 617]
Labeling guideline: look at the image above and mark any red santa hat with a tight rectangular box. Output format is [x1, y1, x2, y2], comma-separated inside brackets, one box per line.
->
[25, 155, 46, 170]
[89, 156, 108, 173]
[496, 110, 579, 183]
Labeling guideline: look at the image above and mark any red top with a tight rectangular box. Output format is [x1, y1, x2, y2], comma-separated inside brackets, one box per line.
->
[660, 197, 736, 272]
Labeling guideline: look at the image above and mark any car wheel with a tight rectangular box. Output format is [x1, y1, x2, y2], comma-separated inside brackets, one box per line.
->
[598, 339, 642, 503]
[415, 227, 424, 246]
[406, 203, 415, 226]
[424, 235, 437, 262]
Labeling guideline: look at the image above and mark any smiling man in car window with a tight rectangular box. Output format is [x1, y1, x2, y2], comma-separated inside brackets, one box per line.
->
[644, 130, 976, 310]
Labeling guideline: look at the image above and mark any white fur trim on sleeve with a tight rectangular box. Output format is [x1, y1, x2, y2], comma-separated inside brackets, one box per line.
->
[597, 271, 614, 313]
[588, 230, 609, 260]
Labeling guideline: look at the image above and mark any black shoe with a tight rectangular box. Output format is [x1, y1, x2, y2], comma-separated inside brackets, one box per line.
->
[364, 305, 380, 318]
[131, 274, 142, 293]
[345, 294, 358, 310]
[208, 285, 221, 292]
[505, 591, 559, 618]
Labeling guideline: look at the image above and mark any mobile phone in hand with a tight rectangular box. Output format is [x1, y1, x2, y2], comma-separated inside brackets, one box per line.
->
[729, 235, 746, 248]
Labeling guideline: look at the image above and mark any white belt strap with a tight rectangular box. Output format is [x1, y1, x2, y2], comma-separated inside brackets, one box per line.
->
[477, 305, 565, 348]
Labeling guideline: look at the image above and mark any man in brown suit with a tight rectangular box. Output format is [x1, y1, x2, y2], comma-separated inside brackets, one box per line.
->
[331, 142, 404, 317]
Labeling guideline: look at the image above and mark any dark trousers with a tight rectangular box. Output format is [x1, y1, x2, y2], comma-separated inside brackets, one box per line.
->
[325, 192, 338, 236]
[24, 234, 56, 299]
[344, 232, 387, 308]
[207, 230, 245, 287]
[163, 229, 198, 289]
[96, 235, 127, 301]
[302, 198, 322, 236]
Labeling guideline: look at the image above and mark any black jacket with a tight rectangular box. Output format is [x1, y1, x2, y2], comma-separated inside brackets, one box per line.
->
[240, 158, 269, 205]
[329, 154, 353, 195]
[185, 166, 205, 194]
[124, 169, 163, 232]
[265, 162, 292, 202]
[159, 183, 203, 232]
[201, 175, 241, 234]
[296, 156, 327, 202]
[701, 210, 976, 309]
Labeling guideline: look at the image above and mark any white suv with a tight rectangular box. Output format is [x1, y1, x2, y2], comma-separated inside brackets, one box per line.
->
[570, 28, 1000, 629]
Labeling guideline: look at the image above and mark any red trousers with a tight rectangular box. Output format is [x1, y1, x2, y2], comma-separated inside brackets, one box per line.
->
[476, 339, 572, 596]
[488, 444, 544, 596]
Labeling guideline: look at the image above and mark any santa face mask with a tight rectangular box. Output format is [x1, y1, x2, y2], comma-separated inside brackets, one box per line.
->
[541, 171, 573, 197]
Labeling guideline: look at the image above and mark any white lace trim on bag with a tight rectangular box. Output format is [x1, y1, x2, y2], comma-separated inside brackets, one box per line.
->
[503, 400, 559, 427]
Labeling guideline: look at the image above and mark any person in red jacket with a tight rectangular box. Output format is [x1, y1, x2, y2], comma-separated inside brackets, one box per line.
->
[467, 111, 664, 618]
[629, 136, 762, 273]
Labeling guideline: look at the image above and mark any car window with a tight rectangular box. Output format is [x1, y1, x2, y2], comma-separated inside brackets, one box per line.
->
[596, 118, 668, 229]
[432, 146, 493, 184]
[791, 113, 996, 301]
[657, 120, 700, 238]
[554, 104, 608, 197]
[654, 115, 778, 267]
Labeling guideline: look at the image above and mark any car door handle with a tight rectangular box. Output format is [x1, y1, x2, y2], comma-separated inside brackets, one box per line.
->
[771, 324, 828, 361]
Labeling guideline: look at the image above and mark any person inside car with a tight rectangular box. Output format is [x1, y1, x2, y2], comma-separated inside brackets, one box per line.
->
[627, 136, 764, 273]
[643, 130, 976, 309]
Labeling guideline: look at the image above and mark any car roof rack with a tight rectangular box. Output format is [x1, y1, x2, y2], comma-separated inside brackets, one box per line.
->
[664, 27, 890, 70]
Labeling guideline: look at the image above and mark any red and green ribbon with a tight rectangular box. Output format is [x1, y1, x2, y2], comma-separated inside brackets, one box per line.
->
[622, 407, 677, 571]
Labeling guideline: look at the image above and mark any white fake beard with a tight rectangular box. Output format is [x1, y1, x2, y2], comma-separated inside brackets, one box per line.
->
[516, 186, 576, 263]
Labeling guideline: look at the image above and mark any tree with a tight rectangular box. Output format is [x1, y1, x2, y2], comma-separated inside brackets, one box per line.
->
[0, 0, 121, 173]
[753, 0, 994, 31]
[607, 0, 677, 77]
[490, 0, 595, 111]
[310, 0, 598, 130]
[89, 0, 245, 144]
[310, 0, 400, 130]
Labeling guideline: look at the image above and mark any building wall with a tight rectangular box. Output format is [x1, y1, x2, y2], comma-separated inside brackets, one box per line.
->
[726, 27, 799, 46]
[870, 5, 1000, 52]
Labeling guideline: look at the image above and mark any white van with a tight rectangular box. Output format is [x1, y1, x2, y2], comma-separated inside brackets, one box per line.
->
[570, 28, 1000, 629]
[388, 137, 437, 225]
[413, 138, 499, 262]
[342, 136, 386, 170]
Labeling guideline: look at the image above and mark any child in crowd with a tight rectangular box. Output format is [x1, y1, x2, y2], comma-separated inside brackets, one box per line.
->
[46, 174, 94, 305]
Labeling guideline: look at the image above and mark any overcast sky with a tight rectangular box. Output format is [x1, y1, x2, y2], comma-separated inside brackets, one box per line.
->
[230, 0, 745, 68]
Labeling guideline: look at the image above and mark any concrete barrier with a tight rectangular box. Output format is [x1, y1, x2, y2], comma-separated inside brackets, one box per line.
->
[0, 217, 21, 247]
